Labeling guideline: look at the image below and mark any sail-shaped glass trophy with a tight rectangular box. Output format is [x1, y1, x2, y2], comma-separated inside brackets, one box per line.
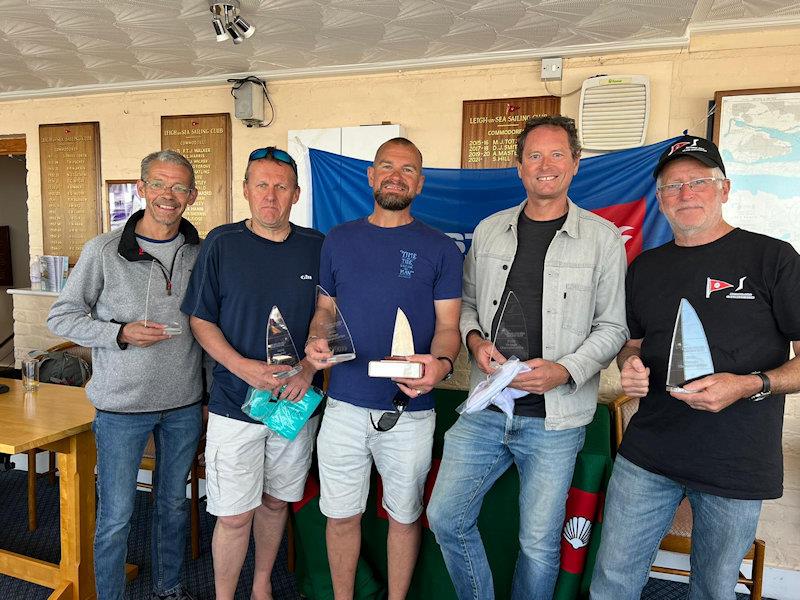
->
[666, 298, 715, 393]
[489, 291, 528, 369]
[144, 260, 182, 335]
[314, 285, 356, 364]
[267, 305, 303, 380]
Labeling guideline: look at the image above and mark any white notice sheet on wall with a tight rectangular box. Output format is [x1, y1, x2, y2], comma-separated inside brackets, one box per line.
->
[717, 91, 800, 253]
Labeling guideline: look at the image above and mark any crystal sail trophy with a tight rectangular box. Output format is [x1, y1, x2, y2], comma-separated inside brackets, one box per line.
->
[313, 285, 356, 364]
[489, 291, 528, 369]
[143, 260, 182, 335]
[666, 298, 715, 393]
[368, 308, 424, 379]
[267, 305, 303, 380]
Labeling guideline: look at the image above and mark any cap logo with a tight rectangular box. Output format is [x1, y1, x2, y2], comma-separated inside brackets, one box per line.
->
[668, 141, 691, 156]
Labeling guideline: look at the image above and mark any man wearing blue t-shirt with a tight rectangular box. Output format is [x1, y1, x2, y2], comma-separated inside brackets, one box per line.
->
[181, 147, 324, 600]
[306, 137, 463, 600]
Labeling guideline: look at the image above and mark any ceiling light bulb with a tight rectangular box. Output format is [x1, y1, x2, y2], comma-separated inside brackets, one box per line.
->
[233, 15, 255, 38]
[212, 16, 229, 42]
[227, 24, 243, 45]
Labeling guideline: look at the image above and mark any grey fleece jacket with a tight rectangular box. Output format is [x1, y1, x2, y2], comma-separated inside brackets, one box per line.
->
[48, 211, 202, 412]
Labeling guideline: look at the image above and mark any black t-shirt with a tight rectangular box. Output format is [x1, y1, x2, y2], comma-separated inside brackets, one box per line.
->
[620, 229, 800, 499]
[489, 211, 567, 418]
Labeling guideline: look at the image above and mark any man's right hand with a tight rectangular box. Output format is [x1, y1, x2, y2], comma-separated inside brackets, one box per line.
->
[304, 337, 332, 371]
[620, 355, 650, 398]
[469, 336, 506, 375]
[235, 358, 292, 393]
[119, 321, 172, 348]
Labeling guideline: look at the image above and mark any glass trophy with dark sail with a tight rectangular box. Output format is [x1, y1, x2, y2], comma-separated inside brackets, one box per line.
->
[666, 298, 714, 393]
[313, 285, 356, 364]
[267, 305, 303, 380]
[489, 291, 528, 369]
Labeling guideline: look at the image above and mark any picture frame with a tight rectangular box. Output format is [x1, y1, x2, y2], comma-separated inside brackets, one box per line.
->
[106, 179, 141, 231]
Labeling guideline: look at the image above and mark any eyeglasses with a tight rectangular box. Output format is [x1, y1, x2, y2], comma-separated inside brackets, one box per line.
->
[248, 147, 298, 176]
[657, 177, 724, 197]
[143, 179, 193, 197]
[370, 392, 410, 432]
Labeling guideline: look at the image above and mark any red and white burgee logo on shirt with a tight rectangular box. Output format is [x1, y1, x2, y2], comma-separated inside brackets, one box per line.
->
[706, 277, 734, 298]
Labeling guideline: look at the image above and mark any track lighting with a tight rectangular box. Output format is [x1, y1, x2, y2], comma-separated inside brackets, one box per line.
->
[209, 1, 255, 45]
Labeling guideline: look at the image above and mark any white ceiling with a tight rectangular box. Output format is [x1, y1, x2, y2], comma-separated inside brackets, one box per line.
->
[1, 0, 799, 99]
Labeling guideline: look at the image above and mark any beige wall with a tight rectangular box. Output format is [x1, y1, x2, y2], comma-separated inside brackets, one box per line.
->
[2, 26, 799, 571]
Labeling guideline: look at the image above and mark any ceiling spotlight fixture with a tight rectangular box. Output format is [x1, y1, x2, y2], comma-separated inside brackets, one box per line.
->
[209, 1, 255, 45]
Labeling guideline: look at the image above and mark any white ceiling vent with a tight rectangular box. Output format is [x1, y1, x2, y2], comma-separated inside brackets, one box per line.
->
[578, 75, 650, 151]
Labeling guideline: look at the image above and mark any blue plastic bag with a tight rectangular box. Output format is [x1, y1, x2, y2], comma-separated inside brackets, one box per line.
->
[241, 385, 324, 440]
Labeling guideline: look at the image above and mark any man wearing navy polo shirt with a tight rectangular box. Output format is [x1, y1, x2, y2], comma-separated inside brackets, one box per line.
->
[181, 147, 324, 600]
[306, 137, 463, 600]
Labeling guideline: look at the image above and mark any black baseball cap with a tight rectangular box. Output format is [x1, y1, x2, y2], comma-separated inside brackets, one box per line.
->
[653, 135, 726, 179]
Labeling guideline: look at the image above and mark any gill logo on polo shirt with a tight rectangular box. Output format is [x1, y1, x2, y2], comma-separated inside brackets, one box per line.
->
[300, 274, 312, 280]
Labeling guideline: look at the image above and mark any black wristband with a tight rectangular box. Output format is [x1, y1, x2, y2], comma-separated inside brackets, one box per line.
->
[113, 321, 129, 350]
[437, 356, 454, 380]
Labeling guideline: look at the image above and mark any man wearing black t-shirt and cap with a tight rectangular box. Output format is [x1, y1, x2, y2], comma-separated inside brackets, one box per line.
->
[427, 116, 628, 600]
[182, 147, 324, 600]
[591, 136, 800, 600]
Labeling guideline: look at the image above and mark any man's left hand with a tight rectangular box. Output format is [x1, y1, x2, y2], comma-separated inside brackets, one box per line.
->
[509, 359, 571, 394]
[393, 354, 450, 398]
[671, 372, 760, 413]
[276, 359, 315, 402]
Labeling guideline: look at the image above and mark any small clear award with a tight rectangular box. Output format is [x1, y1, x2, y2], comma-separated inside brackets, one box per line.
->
[489, 291, 528, 369]
[144, 260, 182, 335]
[666, 298, 715, 393]
[314, 285, 356, 364]
[267, 305, 303, 380]
[368, 308, 424, 379]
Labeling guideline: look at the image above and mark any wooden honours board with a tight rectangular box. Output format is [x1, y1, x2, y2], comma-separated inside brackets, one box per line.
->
[161, 114, 231, 238]
[39, 123, 102, 264]
[461, 97, 561, 168]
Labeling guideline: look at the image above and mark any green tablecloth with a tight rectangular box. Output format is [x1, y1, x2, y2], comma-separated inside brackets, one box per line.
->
[292, 389, 613, 600]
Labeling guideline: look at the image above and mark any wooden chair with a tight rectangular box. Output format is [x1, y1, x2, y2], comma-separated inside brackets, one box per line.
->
[139, 423, 206, 560]
[25, 341, 92, 531]
[609, 394, 766, 599]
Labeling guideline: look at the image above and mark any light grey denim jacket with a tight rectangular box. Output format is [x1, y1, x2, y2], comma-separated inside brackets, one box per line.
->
[460, 199, 628, 430]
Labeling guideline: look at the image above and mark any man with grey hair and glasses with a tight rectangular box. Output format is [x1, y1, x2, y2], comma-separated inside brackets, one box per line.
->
[591, 135, 800, 599]
[49, 150, 203, 600]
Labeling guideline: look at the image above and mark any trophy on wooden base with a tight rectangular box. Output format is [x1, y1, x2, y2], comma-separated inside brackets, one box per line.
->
[368, 308, 423, 379]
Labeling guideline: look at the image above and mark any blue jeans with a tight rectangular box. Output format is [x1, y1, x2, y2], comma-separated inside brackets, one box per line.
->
[590, 455, 762, 600]
[93, 403, 202, 600]
[427, 410, 585, 600]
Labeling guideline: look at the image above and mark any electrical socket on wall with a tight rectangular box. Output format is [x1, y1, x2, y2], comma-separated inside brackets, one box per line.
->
[541, 57, 563, 81]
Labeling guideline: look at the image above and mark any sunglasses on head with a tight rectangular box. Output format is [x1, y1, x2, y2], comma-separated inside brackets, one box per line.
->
[248, 147, 297, 175]
[370, 391, 410, 432]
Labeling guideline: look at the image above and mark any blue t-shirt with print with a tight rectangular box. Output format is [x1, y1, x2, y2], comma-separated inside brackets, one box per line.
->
[181, 221, 324, 422]
[320, 217, 463, 411]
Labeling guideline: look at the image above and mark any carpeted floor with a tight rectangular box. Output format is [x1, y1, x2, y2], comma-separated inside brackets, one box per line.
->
[0, 468, 766, 599]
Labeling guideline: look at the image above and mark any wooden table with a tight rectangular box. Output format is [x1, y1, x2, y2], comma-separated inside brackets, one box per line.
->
[0, 377, 98, 600]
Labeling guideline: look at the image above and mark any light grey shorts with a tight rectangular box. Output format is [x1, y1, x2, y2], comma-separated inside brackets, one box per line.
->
[204, 412, 320, 517]
[316, 396, 435, 524]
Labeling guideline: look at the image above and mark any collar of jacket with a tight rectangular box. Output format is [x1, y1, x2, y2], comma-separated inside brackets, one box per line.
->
[503, 198, 581, 239]
[118, 209, 200, 262]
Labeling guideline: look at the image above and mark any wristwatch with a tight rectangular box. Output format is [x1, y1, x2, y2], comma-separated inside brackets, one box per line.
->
[437, 356, 455, 381]
[749, 371, 771, 402]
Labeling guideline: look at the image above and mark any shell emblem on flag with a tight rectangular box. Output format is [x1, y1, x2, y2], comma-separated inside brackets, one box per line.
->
[562, 516, 592, 550]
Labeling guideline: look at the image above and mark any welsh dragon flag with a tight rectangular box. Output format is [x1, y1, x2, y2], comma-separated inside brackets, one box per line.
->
[291, 389, 613, 599]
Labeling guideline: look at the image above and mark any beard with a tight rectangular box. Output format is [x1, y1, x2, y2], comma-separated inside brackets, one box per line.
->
[374, 187, 414, 211]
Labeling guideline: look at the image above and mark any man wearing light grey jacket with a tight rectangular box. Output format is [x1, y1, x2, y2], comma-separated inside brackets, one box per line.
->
[48, 150, 202, 600]
[427, 116, 628, 600]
